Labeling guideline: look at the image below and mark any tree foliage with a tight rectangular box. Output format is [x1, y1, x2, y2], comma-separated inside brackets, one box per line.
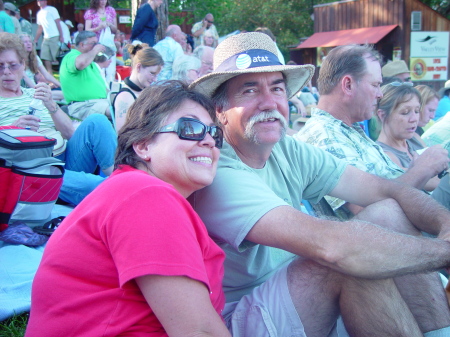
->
[169, 0, 322, 58]
[420, 0, 450, 18]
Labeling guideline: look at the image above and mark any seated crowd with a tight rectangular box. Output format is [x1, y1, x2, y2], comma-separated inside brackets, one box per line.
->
[2, 28, 450, 337]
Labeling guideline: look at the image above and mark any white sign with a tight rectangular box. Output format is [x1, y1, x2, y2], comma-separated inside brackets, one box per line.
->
[410, 32, 449, 58]
[410, 57, 448, 81]
[119, 16, 131, 24]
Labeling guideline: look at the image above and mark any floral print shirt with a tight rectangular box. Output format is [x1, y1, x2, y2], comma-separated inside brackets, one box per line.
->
[84, 6, 116, 38]
[294, 107, 403, 211]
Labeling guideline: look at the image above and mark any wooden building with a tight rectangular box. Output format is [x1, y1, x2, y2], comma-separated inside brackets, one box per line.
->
[290, 0, 450, 87]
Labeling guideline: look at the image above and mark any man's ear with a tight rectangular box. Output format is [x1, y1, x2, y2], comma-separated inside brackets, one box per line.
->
[341, 75, 354, 95]
[216, 109, 228, 125]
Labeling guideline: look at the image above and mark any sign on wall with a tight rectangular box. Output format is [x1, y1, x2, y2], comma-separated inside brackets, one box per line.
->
[119, 16, 131, 24]
[410, 32, 449, 81]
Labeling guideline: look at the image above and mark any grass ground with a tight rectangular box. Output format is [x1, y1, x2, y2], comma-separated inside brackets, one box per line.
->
[0, 313, 28, 337]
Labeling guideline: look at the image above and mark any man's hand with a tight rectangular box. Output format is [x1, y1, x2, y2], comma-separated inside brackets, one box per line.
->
[202, 19, 208, 28]
[92, 43, 106, 54]
[59, 35, 64, 44]
[412, 145, 449, 177]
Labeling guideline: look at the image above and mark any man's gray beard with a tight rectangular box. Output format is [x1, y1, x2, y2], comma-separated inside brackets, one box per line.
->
[244, 110, 288, 144]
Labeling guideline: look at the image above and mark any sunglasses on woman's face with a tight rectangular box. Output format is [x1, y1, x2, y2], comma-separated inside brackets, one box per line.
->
[158, 117, 223, 149]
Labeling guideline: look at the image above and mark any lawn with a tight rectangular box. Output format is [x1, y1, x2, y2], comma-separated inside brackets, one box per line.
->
[0, 313, 28, 337]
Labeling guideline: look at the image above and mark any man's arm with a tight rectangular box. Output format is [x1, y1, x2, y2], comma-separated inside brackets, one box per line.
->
[191, 20, 206, 38]
[75, 44, 105, 70]
[55, 18, 64, 43]
[395, 145, 449, 189]
[34, 25, 43, 43]
[246, 201, 450, 280]
[331, 165, 450, 236]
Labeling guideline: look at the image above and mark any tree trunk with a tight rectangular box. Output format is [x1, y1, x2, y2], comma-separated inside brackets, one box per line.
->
[156, 0, 169, 43]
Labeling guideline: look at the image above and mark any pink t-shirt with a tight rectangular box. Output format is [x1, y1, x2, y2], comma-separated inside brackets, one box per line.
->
[26, 165, 225, 337]
[84, 6, 116, 38]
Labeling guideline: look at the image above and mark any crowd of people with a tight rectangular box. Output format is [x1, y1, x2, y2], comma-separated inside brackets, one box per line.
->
[1, 3, 450, 336]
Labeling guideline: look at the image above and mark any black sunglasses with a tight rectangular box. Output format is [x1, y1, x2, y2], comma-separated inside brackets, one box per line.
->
[158, 117, 223, 149]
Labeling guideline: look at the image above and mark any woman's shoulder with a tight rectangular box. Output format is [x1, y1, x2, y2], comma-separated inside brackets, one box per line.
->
[84, 9, 96, 18]
[106, 6, 116, 15]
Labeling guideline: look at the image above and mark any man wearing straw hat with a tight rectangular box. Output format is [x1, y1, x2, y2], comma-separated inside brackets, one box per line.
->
[190, 32, 450, 337]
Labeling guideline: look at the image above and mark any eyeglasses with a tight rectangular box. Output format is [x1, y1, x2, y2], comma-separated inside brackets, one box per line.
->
[388, 81, 414, 87]
[206, 19, 214, 24]
[96, 52, 112, 60]
[158, 117, 223, 149]
[0, 63, 22, 74]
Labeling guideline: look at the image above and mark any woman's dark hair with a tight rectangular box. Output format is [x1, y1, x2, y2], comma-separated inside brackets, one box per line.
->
[115, 81, 216, 169]
[90, 0, 110, 10]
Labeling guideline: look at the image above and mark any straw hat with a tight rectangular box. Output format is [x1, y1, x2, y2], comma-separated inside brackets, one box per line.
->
[189, 32, 315, 99]
[381, 60, 410, 77]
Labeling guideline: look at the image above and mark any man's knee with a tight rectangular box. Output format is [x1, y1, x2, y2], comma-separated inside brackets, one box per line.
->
[355, 198, 419, 235]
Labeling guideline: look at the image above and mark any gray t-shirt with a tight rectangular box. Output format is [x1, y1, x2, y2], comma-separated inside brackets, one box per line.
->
[190, 136, 347, 302]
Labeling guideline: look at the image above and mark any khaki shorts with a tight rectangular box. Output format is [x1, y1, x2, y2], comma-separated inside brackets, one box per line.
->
[40, 36, 60, 62]
[224, 264, 348, 337]
[67, 99, 110, 121]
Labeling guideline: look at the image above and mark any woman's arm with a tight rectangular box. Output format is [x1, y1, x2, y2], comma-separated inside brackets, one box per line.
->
[136, 275, 231, 337]
[38, 63, 61, 87]
[114, 91, 135, 132]
[22, 73, 36, 88]
[35, 82, 74, 139]
[107, 8, 118, 34]
[85, 17, 106, 33]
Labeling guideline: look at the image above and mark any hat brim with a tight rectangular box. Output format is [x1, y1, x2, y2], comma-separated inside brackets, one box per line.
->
[190, 64, 315, 99]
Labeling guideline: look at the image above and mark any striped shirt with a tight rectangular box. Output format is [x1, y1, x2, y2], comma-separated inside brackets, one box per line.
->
[0, 87, 55, 130]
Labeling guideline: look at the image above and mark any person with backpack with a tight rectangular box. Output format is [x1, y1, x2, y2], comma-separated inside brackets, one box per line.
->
[0, 32, 117, 205]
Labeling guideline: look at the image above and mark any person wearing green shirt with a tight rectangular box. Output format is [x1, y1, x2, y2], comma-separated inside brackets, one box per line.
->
[60, 30, 110, 121]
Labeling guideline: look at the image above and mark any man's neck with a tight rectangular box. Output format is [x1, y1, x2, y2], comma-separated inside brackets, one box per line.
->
[317, 94, 355, 126]
[227, 136, 274, 169]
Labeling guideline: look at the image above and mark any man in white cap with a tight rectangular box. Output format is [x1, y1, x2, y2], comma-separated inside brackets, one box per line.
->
[382, 60, 412, 82]
[190, 32, 450, 336]
[59, 18, 73, 45]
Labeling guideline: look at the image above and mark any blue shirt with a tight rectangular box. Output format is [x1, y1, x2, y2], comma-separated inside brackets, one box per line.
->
[130, 3, 158, 46]
[435, 95, 450, 121]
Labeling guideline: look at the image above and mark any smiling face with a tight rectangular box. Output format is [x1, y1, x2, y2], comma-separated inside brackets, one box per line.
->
[0, 50, 24, 93]
[220, 72, 289, 149]
[143, 99, 220, 197]
[419, 96, 438, 127]
[136, 64, 161, 88]
[383, 94, 420, 140]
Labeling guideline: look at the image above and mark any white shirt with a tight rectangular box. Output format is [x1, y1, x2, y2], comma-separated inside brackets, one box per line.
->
[60, 21, 71, 44]
[36, 6, 60, 38]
